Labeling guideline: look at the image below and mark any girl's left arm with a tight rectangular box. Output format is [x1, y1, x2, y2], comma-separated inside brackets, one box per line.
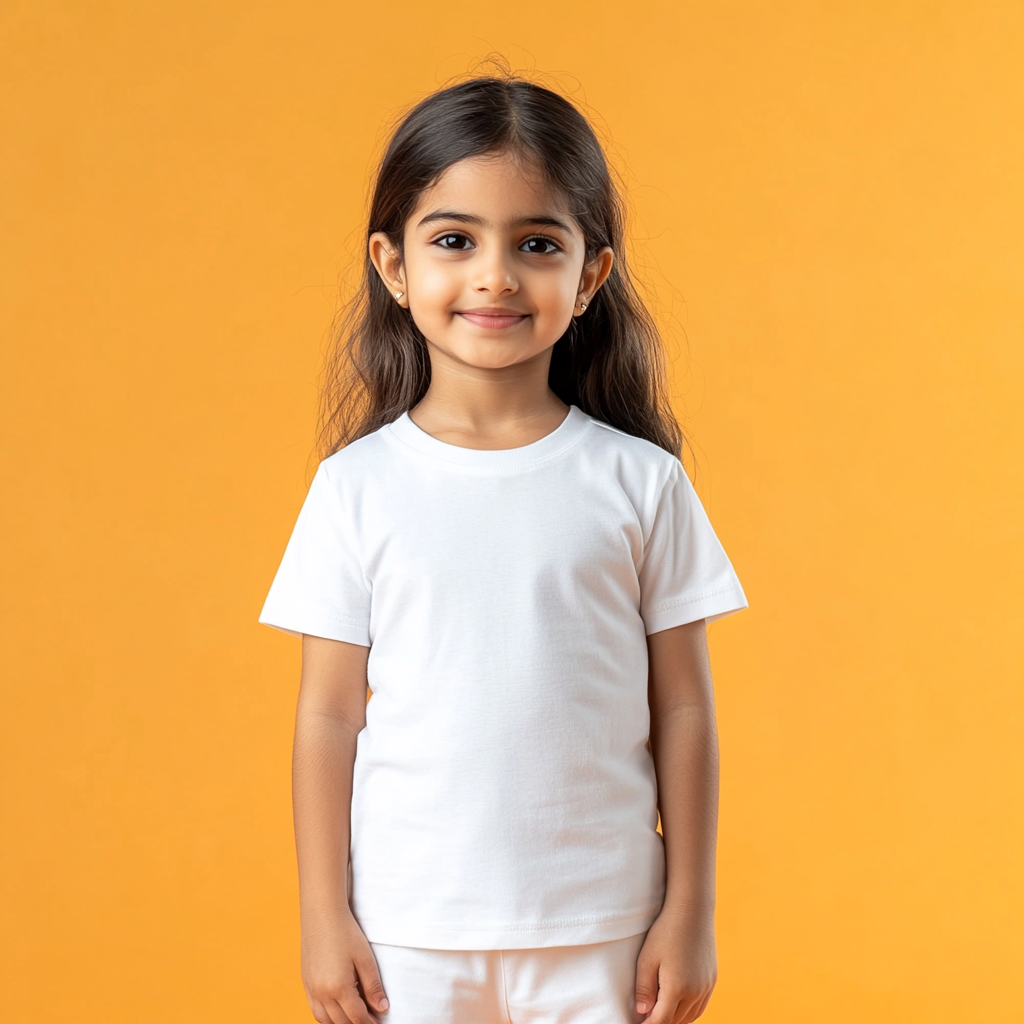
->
[635, 618, 720, 1024]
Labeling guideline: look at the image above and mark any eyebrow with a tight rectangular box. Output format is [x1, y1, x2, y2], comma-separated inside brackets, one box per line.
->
[417, 210, 574, 233]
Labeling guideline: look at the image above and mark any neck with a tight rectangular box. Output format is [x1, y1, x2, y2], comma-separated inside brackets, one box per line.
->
[409, 343, 569, 450]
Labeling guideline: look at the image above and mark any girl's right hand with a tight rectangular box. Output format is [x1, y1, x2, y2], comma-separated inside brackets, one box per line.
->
[301, 908, 389, 1024]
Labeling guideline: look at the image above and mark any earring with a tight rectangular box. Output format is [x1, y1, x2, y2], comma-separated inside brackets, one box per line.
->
[395, 291, 404, 300]
[579, 300, 587, 311]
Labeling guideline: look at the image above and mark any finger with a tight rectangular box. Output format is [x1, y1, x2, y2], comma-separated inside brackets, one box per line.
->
[325, 997, 354, 1024]
[309, 997, 334, 1024]
[338, 989, 377, 1024]
[634, 953, 660, 1018]
[687, 990, 712, 1021]
[353, 947, 390, 1014]
[677, 992, 701, 1024]
[647, 993, 683, 1024]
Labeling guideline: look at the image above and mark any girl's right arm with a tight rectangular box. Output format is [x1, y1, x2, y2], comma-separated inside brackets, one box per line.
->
[293, 634, 389, 1024]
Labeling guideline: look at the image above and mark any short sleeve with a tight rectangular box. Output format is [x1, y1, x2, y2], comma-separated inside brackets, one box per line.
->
[638, 461, 748, 635]
[258, 462, 371, 645]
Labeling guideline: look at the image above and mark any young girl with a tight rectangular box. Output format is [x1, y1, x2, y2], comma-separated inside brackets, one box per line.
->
[260, 75, 747, 1024]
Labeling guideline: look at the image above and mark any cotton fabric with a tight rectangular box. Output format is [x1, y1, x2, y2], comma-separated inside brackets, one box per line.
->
[259, 406, 747, 949]
[369, 932, 648, 1024]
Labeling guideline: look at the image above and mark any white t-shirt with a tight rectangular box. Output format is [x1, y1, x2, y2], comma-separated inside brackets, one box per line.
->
[259, 406, 747, 949]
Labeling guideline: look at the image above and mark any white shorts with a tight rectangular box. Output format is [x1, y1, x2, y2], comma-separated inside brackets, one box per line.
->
[369, 933, 647, 1024]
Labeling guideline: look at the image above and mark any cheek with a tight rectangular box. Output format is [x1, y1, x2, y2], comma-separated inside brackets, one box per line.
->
[407, 256, 461, 312]
[528, 271, 578, 320]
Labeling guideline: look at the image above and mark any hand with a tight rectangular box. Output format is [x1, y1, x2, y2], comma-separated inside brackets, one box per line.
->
[634, 903, 717, 1023]
[301, 906, 389, 1023]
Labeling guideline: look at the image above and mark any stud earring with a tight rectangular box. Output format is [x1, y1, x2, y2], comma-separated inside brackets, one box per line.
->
[579, 300, 587, 311]
[395, 291, 404, 300]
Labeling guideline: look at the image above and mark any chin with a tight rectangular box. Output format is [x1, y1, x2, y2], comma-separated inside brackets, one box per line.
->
[473, 350, 543, 370]
[445, 339, 546, 370]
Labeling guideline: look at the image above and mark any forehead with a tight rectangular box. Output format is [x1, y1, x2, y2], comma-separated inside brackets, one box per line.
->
[409, 152, 575, 227]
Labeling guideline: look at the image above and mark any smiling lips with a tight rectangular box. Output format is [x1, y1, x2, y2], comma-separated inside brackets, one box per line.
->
[457, 307, 529, 329]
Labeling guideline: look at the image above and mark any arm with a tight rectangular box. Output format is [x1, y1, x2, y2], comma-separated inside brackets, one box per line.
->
[293, 634, 389, 1024]
[634, 619, 720, 1024]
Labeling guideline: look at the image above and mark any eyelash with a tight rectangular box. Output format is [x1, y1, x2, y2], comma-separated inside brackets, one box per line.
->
[521, 236, 561, 254]
[432, 233, 562, 254]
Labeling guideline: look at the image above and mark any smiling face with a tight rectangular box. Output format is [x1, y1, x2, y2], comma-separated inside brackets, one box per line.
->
[369, 151, 613, 374]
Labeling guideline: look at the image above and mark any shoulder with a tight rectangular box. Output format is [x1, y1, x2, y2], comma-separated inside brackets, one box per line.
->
[582, 414, 682, 477]
[317, 422, 397, 481]
[302, 425, 404, 511]
[572, 413, 687, 517]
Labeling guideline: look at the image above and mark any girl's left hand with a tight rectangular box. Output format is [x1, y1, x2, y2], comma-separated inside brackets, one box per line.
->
[633, 903, 718, 1023]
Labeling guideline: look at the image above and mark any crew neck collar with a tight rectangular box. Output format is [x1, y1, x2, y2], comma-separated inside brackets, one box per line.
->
[385, 405, 591, 469]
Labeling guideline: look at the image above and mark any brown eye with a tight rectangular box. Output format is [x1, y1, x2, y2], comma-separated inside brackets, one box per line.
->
[521, 237, 559, 254]
[436, 233, 473, 250]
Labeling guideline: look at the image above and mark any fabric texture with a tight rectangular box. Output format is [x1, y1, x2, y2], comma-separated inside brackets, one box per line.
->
[259, 406, 747, 949]
[369, 933, 648, 1024]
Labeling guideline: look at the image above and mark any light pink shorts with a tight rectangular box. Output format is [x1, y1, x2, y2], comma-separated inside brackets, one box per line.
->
[369, 932, 647, 1024]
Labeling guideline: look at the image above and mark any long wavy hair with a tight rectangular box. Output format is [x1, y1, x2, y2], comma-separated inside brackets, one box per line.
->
[318, 74, 683, 458]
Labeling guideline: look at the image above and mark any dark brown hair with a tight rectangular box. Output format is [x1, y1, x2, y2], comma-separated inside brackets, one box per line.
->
[318, 74, 683, 458]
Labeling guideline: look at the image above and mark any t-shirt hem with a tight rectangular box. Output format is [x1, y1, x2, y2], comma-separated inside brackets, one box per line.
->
[356, 905, 661, 950]
[643, 584, 749, 635]
[258, 604, 370, 646]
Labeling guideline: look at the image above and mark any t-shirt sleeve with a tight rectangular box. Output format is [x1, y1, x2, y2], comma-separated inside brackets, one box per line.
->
[258, 462, 371, 646]
[638, 460, 748, 635]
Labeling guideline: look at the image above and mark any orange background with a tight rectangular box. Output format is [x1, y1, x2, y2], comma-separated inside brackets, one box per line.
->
[2, 2, 1022, 1022]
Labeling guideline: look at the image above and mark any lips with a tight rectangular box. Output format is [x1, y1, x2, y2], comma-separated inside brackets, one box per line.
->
[456, 308, 529, 330]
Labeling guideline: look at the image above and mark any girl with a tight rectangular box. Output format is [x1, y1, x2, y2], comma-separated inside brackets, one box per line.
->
[260, 75, 747, 1024]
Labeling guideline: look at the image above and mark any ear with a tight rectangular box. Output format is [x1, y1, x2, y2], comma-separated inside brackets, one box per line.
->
[368, 232, 408, 306]
[574, 246, 615, 316]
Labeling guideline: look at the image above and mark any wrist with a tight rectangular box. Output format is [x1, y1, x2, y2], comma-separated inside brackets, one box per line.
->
[660, 891, 716, 919]
[299, 888, 352, 922]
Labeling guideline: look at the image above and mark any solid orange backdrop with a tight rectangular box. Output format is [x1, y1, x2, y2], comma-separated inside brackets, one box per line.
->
[1, 2, 1022, 1022]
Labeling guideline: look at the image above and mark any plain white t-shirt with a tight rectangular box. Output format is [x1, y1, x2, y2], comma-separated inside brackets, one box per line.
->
[259, 406, 747, 949]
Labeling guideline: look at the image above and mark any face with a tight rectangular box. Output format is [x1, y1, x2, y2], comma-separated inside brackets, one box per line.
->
[369, 152, 613, 373]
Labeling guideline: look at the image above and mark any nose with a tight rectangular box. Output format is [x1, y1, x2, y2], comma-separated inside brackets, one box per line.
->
[471, 241, 518, 296]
